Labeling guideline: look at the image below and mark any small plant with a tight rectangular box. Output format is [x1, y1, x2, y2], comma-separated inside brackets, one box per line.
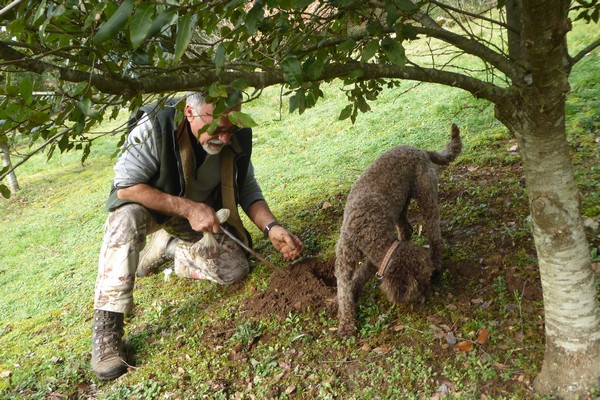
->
[229, 321, 264, 347]
[591, 246, 600, 263]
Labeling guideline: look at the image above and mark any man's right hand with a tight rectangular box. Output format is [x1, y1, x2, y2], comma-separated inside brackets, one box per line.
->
[184, 202, 221, 233]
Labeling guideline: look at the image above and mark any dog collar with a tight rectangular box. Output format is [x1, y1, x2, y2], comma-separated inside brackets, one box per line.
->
[376, 240, 401, 279]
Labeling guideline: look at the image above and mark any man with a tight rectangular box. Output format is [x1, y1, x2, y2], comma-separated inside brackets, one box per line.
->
[92, 92, 304, 380]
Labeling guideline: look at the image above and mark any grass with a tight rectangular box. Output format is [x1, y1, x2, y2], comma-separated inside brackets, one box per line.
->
[1, 24, 599, 400]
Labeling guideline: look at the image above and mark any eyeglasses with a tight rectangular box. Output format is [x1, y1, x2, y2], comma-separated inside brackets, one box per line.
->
[213, 126, 238, 135]
[191, 114, 238, 135]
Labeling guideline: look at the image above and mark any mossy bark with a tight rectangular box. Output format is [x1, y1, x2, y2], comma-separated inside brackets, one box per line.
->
[495, 2, 600, 397]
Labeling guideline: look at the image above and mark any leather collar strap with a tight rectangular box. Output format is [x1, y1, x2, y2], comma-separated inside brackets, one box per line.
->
[376, 240, 401, 280]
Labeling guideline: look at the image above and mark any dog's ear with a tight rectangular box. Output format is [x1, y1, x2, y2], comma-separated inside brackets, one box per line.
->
[380, 272, 422, 304]
[379, 246, 433, 304]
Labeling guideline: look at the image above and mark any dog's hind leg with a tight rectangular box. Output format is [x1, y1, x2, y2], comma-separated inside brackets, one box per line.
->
[414, 166, 443, 274]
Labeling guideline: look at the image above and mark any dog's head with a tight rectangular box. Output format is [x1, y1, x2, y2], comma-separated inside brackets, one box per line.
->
[379, 244, 434, 304]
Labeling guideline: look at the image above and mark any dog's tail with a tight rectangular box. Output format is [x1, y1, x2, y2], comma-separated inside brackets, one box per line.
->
[427, 123, 462, 165]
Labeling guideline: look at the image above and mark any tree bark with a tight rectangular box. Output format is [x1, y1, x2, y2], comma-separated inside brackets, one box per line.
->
[496, 2, 600, 397]
[0, 141, 19, 194]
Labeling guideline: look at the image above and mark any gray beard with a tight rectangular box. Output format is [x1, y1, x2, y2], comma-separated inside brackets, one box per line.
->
[202, 139, 226, 155]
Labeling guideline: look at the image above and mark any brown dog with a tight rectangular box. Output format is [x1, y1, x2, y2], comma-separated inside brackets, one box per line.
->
[335, 124, 462, 336]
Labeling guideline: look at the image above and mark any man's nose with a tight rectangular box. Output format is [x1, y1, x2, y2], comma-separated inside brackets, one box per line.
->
[217, 131, 232, 143]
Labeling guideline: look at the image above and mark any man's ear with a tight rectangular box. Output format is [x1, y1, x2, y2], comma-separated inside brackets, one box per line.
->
[183, 104, 194, 117]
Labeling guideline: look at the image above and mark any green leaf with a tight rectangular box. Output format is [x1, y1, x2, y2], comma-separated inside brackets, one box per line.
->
[336, 38, 356, 54]
[245, 5, 264, 35]
[131, 49, 151, 66]
[230, 79, 251, 91]
[381, 37, 406, 67]
[346, 68, 364, 80]
[93, 0, 134, 44]
[129, 3, 155, 50]
[29, 111, 50, 124]
[304, 58, 324, 80]
[147, 8, 177, 39]
[394, 0, 419, 13]
[7, 19, 25, 36]
[361, 40, 379, 62]
[173, 13, 198, 64]
[76, 97, 98, 118]
[19, 77, 33, 105]
[289, 91, 306, 114]
[367, 21, 383, 36]
[401, 24, 419, 40]
[282, 57, 303, 88]
[0, 184, 10, 199]
[339, 104, 353, 120]
[208, 83, 228, 99]
[228, 111, 257, 128]
[5, 86, 19, 97]
[214, 43, 226, 75]
[356, 96, 371, 112]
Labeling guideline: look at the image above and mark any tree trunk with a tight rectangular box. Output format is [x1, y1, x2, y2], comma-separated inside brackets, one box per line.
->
[0, 141, 19, 194]
[495, 3, 600, 398]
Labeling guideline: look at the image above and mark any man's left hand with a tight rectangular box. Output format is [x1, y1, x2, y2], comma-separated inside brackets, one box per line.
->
[268, 225, 304, 261]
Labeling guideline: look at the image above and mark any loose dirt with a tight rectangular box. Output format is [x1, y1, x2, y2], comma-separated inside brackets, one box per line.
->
[243, 257, 338, 319]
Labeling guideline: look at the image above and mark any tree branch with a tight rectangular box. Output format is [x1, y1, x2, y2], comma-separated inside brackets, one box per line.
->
[430, 0, 514, 32]
[0, 128, 67, 182]
[0, 42, 138, 96]
[0, 0, 24, 18]
[570, 37, 600, 67]
[412, 25, 522, 81]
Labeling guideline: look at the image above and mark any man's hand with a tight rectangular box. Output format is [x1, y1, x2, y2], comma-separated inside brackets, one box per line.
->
[184, 202, 221, 233]
[267, 225, 304, 261]
[117, 184, 222, 234]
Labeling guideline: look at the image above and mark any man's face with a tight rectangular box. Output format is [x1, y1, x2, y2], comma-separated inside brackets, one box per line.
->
[185, 102, 237, 155]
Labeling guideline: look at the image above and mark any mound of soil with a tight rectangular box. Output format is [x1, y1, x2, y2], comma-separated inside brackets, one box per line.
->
[244, 257, 337, 319]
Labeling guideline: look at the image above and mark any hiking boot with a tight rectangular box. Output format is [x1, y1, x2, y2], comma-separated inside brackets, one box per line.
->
[91, 310, 127, 381]
[137, 229, 177, 277]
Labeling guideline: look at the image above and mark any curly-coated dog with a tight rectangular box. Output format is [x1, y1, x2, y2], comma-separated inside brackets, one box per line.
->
[335, 124, 462, 336]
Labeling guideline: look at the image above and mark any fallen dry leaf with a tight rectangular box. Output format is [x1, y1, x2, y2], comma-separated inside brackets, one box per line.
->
[456, 341, 474, 352]
[0, 371, 10, 378]
[392, 324, 404, 331]
[433, 329, 446, 340]
[493, 362, 508, 370]
[476, 327, 490, 345]
[322, 201, 332, 209]
[373, 345, 391, 354]
[77, 383, 90, 395]
[284, 384, 297, 395]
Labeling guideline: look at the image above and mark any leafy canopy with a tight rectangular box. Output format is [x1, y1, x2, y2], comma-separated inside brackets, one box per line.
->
[0, 0, 598, 196]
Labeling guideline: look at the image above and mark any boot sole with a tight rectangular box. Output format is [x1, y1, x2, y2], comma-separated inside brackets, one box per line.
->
[94, 365, 127, 381]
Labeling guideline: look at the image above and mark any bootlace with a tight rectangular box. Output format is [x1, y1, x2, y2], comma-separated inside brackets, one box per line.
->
[93, 311, 124, 362]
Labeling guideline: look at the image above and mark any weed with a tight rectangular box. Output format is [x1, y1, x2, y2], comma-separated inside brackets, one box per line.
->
[229, 321, 264, 347]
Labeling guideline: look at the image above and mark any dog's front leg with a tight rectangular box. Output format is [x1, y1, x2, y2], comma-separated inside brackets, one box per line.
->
[335, 260, 357, 337]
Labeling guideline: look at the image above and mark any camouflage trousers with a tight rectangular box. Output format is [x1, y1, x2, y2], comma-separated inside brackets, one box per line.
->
[94, 204, 249, 314]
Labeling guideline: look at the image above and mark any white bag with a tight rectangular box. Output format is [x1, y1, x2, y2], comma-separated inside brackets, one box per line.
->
[192, 208, 230, 259]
